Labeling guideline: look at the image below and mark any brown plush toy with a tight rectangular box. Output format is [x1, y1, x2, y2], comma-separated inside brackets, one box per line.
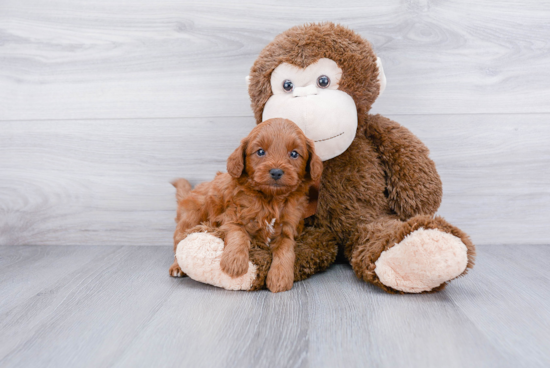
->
[173, 22, 476, 293]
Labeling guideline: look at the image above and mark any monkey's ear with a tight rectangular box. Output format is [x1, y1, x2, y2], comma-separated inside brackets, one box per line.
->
[245, 75, 251, 86]
[306, 138, 323, 182]
[376, 57, 386, 95]
[227, 138, 248, 178]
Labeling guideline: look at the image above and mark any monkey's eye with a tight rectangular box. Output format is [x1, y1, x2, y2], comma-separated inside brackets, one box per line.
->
[317, 75, 330, 88]
[257, 149, 266, 157]
[282, 79, 294, 92]
[290, 150, 299, 159]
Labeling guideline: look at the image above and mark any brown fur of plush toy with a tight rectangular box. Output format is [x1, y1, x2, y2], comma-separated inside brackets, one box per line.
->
[243, 23, 475, 293]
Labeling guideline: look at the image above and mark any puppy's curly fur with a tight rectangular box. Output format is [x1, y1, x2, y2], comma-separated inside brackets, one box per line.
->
[170, 118, 322, 292]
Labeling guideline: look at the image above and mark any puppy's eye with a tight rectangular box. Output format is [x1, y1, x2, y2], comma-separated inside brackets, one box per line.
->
[290, 150, 299, 159]
[282, 79, 294, 92]
[317, 75, 330, 88]
[257, 149, 266, 156]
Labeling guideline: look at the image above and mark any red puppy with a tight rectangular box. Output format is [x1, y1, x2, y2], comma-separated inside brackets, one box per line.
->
[170, 118, 323, 292]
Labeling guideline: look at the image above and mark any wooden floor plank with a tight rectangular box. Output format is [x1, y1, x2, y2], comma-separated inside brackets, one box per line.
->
[113, 279, 309, 368]
[0, 246, 175, 368]
[304, 266, 507, 368]
[1, 245, 548, 367]
[447, 245, 550, 367]
[0, 246, 111, 314]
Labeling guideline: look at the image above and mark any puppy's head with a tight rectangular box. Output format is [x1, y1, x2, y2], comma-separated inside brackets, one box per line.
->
[227, 118, 322, 196]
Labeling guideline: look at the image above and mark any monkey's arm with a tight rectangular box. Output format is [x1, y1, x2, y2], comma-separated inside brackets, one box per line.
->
[364, 114, 442, 220]
[292, 225, 338, 282]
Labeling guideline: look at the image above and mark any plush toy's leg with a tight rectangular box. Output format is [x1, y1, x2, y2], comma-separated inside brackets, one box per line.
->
[174, 224, 338, 291]
[293, 226, 339, 282]
[174, 224, 261, 290]
[350, 215, 475, 293]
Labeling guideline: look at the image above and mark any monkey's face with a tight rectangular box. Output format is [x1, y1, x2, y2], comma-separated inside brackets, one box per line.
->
[249, 24, 387, 162]
[262, 58, 358, 161]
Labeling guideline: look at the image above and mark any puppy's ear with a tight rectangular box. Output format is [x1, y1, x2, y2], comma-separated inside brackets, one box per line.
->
[227, 138, 248, 178]
[306, 138, 323, 182]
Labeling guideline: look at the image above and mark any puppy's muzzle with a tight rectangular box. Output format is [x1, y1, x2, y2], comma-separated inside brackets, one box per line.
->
[269, 169, 284, 181]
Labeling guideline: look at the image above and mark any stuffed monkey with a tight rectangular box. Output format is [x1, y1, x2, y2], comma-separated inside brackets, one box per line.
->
[172, 23, 475, 293]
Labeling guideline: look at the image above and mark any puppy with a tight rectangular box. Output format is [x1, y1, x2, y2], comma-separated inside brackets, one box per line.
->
[169, 118, 323, 292]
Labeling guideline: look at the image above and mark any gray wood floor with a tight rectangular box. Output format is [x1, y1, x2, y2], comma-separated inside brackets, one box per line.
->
[0, 244, 549, 368]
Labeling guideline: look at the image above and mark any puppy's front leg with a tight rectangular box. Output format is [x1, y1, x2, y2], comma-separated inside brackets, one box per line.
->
[220, 225, 251, 278]
[267, 225, 296, 293]
[169, 259, 186, 278]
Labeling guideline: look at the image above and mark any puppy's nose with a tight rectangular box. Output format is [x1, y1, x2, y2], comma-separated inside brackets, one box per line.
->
[270, 169, 284, 180]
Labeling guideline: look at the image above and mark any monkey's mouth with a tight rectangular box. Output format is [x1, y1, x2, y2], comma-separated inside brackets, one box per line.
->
[314, 132, 344, 143]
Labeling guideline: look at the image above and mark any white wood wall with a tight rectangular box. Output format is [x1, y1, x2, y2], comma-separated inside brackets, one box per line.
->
[1, 0, 549, 246]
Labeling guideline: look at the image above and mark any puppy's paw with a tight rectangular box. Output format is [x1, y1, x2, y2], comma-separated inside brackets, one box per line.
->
[266, 264, 294, 293]
[169, 261, 186, 278]
[220, 251, 249, 278]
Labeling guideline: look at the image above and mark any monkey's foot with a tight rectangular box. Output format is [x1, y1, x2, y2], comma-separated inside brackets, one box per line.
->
[176, 232, 257, 291]
[374, 228, 468, 293]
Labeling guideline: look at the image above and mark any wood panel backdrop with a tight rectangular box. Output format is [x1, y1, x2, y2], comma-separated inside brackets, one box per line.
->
[1, 0, 549, 246]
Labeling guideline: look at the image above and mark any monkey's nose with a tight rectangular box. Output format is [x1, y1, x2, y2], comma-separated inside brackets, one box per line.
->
[293, 84, 318, 97]
[270, 169, 284, 180]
